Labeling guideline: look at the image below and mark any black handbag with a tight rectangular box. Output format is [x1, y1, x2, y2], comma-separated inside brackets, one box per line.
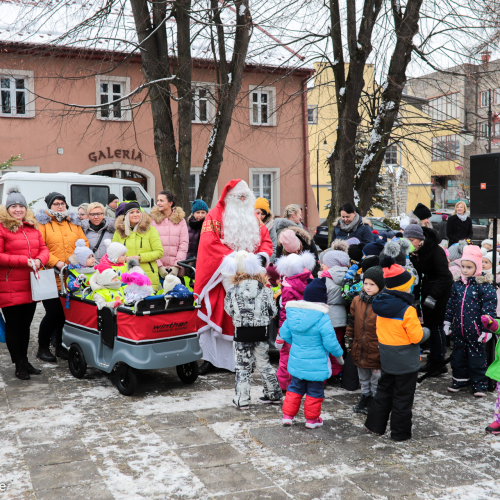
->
[234, 325, 269, 343]
[341, 351, 360, 391]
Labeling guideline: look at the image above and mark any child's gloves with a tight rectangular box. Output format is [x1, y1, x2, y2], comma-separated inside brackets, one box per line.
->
[481, 315, 499, 332]
[345, 263, 359, 280]
[158, 266, 168, 278]
[443, 321, 451, 336]
[169, 267, 179, 277]
[479, 332, 493, 343]
[423, 296, 437, 310]
[275, 334, 284, 351]
[113, 298, 123, 309]
[335, 356, 344, 366]
[344, 336, 353, 352]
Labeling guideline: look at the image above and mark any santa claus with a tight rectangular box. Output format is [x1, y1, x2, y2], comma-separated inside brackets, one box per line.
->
[194, 179, 273, 374]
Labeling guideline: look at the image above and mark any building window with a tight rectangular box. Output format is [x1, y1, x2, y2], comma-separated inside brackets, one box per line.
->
[189, 172, 200, 202]
[308, 105, 318, 124]
[249, 168, 280, 213]
[480, 90, 490, 108]
[384, 144, 398, 165]
[96, 76, 131, 121]
[494, 123, 500, 137]
[249, 86, 276, 126]
[431, 135, 460, 161]
[495, 89, 500, 105]
[0, 70, 35, 118]
[423, 92, 460, 121]
[192, 85, 215, 123]
[480, 123, 489, 138]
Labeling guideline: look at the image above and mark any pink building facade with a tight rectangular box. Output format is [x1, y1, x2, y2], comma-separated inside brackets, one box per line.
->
[0, 42, 319, 227]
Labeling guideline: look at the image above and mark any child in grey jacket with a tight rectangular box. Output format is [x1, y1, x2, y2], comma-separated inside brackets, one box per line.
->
[223, 251, 282, 410]
[320, 245, 349, 378]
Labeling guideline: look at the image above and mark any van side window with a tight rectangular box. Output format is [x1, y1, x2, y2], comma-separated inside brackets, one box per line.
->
[71, 185, 110, 207]
[123, 186, 149, 208]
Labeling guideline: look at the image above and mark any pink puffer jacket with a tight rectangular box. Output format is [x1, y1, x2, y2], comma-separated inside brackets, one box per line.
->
[150, 206, 189, 268]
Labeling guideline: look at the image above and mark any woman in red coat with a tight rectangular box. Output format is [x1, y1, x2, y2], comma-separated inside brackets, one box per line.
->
[0, 187, 49, 380]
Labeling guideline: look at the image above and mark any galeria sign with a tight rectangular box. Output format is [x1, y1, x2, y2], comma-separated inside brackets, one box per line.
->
[88, 147, 143, 162]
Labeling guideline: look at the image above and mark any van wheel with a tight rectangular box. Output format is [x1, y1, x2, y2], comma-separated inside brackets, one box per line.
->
[176, 362, 199, 384]
[115, 365, 137, 396]
[68, 345, 87, 379]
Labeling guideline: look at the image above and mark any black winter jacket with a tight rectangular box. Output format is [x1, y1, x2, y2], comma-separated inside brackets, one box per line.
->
[409, 226, 453, 326]
[186, 216, 203, 259]
[446, 214, 473, 246]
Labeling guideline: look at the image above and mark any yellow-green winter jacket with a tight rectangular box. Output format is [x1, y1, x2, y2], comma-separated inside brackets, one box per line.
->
[112, 213, 164, 289]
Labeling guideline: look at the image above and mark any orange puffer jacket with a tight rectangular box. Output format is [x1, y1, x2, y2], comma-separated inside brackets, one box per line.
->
[35, 210, 89, 288]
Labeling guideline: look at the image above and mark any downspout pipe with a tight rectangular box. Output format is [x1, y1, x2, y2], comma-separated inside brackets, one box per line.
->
[301, 77, 310, 229]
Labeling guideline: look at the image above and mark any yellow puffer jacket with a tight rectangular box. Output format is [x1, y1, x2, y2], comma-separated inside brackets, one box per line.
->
[112, 212, 163, 289]
[36, 210, 89, 288]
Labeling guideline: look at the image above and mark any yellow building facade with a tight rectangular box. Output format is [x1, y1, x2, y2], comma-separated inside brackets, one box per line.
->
[307, 62, 456, 218]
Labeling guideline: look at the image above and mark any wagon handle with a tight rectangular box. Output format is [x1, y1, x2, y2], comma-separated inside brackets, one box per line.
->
[193, 292, 201, 306]
[176, 258, 196, 276]
[60, 265, 69, 295]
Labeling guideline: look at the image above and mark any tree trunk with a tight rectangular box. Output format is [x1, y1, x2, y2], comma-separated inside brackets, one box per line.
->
[196, 0, 252, 205]
[326, 0, 382, 241]
[129, 0, 178, 200]
[356, 0, 424, 215]
[173, 0, 193, 212]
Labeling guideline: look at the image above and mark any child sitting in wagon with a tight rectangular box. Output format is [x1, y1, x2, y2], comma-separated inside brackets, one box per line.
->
[67, 239, 96, 294]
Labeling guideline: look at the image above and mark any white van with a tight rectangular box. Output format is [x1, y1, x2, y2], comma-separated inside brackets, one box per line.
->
[0, 172, 153, 213]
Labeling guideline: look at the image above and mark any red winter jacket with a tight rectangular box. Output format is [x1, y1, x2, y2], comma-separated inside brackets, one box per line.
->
[0, 207, 50, 308]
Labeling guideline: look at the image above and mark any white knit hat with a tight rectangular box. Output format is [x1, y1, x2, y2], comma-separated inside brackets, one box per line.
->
[104, 239, 128, 263]
[73, 239, 93, 266]
[89, 267, 121, 291]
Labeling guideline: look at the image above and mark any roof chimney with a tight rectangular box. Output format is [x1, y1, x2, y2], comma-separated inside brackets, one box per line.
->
[482, 50, 491, 64]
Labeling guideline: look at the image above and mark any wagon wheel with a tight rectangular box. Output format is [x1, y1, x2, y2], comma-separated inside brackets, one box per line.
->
[114, 365, 137, 396]
[68, 344, 87, 379]
[176, 362, 199, 384]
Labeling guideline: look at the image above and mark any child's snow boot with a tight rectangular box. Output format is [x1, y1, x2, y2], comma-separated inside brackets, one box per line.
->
[282, 414, 294, 426]
[353, 394, 372, 415]
[305, 417, 323, 429]
[486, 421, 500, 434]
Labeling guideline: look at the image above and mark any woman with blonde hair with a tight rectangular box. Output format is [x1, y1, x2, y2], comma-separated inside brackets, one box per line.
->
[77, 203, 89, 220]
[446, 201, 473, 246]
[80, 202, 115, 262]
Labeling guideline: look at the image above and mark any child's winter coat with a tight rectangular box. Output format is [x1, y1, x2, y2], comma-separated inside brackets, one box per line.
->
[444, 274, 497, 353]
[345, 291, 380, 369]
[485, 320, 500, 382]
[224, 274, 277, 328]
[324, 265, 348, 327]
[66, 263, 95, 293]
[279, 271, 311, 327]
[371, 290, 427, 374]
[341, 262, 362, 301]
[280, 301, 343, 381]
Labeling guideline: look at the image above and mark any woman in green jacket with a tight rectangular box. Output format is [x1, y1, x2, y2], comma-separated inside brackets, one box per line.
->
[112, 197, 164, 289]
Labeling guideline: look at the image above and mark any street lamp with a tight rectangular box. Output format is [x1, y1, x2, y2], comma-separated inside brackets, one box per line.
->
[316, 134, 329, 211]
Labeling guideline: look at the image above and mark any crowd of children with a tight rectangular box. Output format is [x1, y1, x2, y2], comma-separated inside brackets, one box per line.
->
[222, 220, 500, 441]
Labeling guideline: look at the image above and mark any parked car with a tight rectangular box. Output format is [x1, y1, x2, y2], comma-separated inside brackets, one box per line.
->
[313, 217, 392, 250]
[430, 209, 488, 246]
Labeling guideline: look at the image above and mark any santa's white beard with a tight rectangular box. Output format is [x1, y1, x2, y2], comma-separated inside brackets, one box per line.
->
[223, 193, 261, 252]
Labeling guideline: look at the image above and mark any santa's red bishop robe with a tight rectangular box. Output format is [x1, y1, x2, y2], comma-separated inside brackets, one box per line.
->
[193, 179, 273, 370]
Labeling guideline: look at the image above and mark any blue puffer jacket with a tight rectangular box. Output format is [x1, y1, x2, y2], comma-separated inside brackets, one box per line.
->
[444, 274, 497, 354]
[280, 301, 343, 381]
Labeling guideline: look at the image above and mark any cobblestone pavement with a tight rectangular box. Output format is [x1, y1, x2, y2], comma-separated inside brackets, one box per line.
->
[1, 304, 500, 499]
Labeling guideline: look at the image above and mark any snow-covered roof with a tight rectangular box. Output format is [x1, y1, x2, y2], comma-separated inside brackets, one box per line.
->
[0, 0, 312, 74]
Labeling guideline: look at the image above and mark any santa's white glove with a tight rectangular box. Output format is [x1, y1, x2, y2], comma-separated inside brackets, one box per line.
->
[158, 266, 168, 278]
[479, 332, 493, 343]
[443, 321, 451, 336]
[335, 356, 344, 366]
[169, 267, 179, 277]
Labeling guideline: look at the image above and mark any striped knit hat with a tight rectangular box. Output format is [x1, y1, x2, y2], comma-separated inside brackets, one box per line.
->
[379, 256, 415, 292]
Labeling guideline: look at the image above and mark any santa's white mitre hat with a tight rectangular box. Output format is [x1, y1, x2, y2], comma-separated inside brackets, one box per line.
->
[228, 180, 250, 195]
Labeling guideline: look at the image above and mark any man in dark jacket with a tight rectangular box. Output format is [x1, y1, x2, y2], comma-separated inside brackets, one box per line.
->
[404, 224, 453, 375]
[333, 202, 373, 245]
